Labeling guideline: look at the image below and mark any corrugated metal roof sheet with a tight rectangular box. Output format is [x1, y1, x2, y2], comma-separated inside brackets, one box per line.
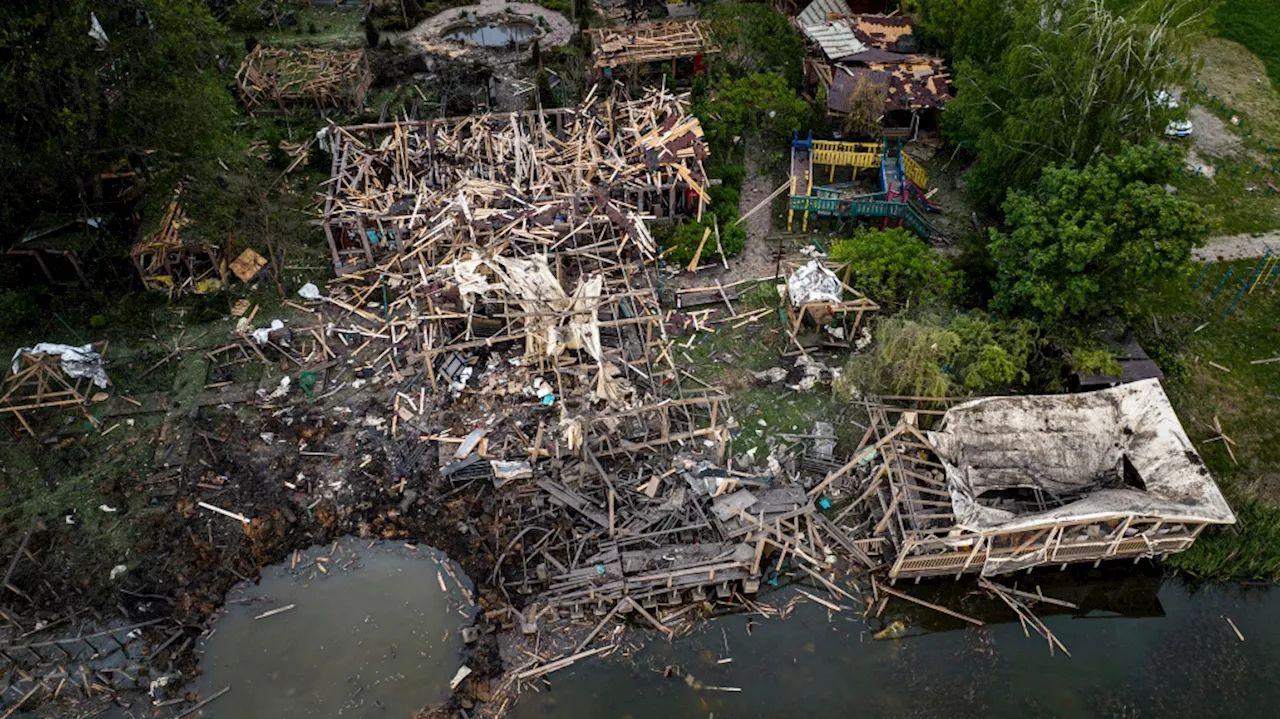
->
[798, 0, 853, 28]
[802, 23, 867, 61]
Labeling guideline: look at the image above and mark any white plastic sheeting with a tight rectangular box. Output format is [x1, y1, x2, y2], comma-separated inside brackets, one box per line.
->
[927, 379, 1236, 534]
[443, 252, 604, 361]
[11, 343, 109, 388]
[787, 259, 843, 307]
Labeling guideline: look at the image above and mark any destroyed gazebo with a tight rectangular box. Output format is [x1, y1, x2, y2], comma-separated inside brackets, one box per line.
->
[863, 380, 1235, 580]
[236, 47, 373, 113]
[130, 193, 227, 295]
[1, 344, 109, 435]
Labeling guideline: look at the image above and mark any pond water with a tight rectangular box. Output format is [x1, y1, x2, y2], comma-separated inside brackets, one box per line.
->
[194, 539, 475, 718]
[443, 21, 538, 47]
[510, 566, 1280, 718]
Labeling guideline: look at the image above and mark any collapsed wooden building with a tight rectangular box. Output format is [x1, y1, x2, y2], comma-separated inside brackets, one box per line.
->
[860, 380, 1236, 580]
[235, 46, 373, 113]
[583, 20, 719, 76]
[321, 85, 711, 275]
[298, 83, 887, 615]
[130, 192, 228, 295]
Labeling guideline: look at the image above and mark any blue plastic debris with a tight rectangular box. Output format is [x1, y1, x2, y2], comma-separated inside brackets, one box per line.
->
[767, 577, 779, 587]
[542, 393, 555, 406]
[596, 564, 606, 576]
[818, 498, 832, 510]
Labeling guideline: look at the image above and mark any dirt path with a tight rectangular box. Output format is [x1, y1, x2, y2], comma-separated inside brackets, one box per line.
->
[668, 149, 787, 289]
[1194, 231, 1280, 261]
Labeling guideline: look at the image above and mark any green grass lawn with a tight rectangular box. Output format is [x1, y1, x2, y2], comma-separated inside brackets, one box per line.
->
[1131, 259, 1280, 579]
[1217, 0, 1280, 87]
[1175, 167, 1280, 236]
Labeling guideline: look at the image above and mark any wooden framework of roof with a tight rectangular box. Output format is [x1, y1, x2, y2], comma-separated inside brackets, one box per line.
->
[584, 21, 719, 70]
[235, 47, 373, 113]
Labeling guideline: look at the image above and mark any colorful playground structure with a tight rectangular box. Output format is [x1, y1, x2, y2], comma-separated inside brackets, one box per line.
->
[787, 132, 942, 242]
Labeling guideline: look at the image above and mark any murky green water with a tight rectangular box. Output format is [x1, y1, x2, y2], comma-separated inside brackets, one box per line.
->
[443, 21, 537, 47]
[194, 539, 475, 718]
[511, 567, 1280, 718]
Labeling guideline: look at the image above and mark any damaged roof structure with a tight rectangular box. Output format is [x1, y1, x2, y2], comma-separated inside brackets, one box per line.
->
[860, 380, 1235, 580]
[321, 85, 710, 275]
[794, 4, 953, 129]
[236, 47, 373, 113]
[583, 20, 718, 73]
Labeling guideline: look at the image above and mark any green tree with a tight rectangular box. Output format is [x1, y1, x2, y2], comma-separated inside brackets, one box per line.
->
[704, 3, 805, 89]
[943, 0, 1209, 208]
[836, 312, 1040, 398]
[0, 0, 233, 239]
[909, 0, 1023, 65]
[695, 73, 808, 156]
[829, 227, 960, 308]
[989, 143, 1210, 326]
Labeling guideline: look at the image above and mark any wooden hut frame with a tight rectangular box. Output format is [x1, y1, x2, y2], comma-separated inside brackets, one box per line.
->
[584, 21, 719, 71]
[236, 47, 373, 113]
[857, 387, 1235, 582]
[0, 347, 106, 435]
[779, 259, 879, 350]
[130, 194, 227, 295]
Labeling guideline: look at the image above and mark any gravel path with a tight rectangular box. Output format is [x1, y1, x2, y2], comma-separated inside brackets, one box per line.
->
[1194, 232, 1280, 261]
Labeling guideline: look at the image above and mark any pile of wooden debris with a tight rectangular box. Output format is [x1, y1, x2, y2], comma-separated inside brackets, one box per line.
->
[321, 84, 710, 274]
[236, 46, 373, 113]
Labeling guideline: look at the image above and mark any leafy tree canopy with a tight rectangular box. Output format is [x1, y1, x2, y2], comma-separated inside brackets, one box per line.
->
[829, 227, 960, 309]
[836, 312, 1040, 398]
[989, 142, 1211, 326]
[907, 0, 1025, 65]
[942, 0, 1210, 209]
[704, 3, 805, 90]
[694, 73, 808, 155]
[0, 0, 233, 240]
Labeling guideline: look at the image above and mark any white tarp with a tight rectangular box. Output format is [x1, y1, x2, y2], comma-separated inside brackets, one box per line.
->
[787, 259, 843, 307]
[927, 379, 1236, 534]
[12, 343, 109, 388]
[88, 13, 109, 45]
[443, 252, 605, 362]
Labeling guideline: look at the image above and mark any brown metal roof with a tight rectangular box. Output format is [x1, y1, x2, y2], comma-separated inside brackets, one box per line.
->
[827, 54, 953, 113]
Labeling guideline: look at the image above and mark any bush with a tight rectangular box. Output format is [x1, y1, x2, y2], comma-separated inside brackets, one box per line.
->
[665, 220, 746, 267]
[829, 227, 960, 308]
[0, 288, 47, 337]
[694, 73, 808, 157]
[1069, 347, 1122, 377]
[704, 3, 805, 89]
[836, 312, 1041, 398]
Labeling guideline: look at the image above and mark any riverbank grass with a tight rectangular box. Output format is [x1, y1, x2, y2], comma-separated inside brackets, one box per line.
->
[1139, 259, 1280, 579]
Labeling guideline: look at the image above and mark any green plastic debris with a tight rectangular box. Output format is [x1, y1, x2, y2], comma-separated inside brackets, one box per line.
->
[299, 371, 320, 398]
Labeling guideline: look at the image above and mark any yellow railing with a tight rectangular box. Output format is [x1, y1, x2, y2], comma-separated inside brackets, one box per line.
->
[811, 140, 883, 170]
[902, 152, 928, 189]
